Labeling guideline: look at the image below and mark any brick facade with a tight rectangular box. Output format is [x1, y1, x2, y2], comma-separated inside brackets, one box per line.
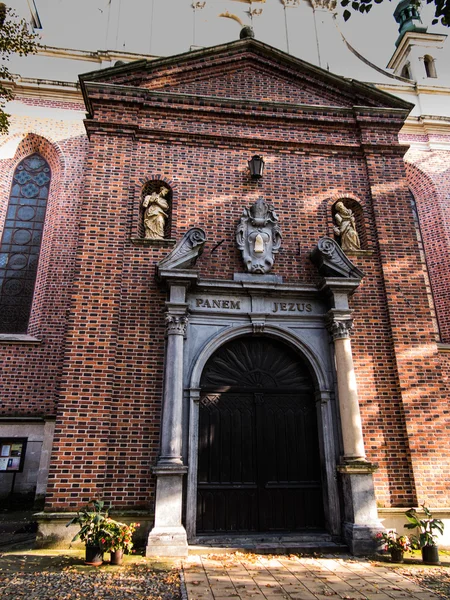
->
[404, 148, 450, 343]
[1, 39, 449, 529]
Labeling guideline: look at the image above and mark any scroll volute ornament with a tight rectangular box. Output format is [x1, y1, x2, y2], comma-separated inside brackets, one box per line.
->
[236, 197, 282, 274]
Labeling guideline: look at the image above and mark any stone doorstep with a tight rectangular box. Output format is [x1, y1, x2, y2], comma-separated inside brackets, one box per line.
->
[189, 541, 348, 555]
[194, 533, 334, 544]
[190, 532, 348, 555]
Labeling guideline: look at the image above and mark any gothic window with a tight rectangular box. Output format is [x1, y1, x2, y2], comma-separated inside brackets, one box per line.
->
[0, 154, 51, 333]
[424, 55, 437, 78]
[401, 63, 412, 79]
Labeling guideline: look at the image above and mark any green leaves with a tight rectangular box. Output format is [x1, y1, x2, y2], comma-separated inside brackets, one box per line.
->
[65, 499, 112, 545]
[0, 5, 39, 134]
[404, 505, 445, 548]
[341, 0, 450, 27]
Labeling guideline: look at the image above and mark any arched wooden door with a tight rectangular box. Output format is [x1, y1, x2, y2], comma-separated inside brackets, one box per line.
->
[196, 337, 324, 534]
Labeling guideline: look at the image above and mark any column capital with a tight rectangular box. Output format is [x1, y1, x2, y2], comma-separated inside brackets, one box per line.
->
[325, 310, 354, 340]
[165, 313, 189, 336]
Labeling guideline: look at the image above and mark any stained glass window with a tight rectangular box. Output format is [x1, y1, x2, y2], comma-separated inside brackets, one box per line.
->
[0, 154, 51, 333]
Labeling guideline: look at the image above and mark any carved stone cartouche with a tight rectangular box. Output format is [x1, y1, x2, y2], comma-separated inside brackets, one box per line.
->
[236, 197, 281, 274]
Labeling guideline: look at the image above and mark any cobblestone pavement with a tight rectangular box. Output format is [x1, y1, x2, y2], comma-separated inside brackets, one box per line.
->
[183, 553, 443, 600]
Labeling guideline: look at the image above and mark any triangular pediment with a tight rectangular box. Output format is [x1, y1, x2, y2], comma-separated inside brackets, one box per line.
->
[80, 38, 412, 112]
[142, 62, 354, 108]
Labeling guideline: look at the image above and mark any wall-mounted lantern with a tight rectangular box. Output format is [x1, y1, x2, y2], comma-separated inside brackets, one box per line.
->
[248, 155, 265, 180]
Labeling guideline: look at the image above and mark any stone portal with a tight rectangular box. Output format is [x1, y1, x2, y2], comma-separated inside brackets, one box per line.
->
[197, 336, 324, 533]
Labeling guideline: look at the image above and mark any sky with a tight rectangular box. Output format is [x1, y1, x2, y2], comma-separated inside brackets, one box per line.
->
[21, 0, 448, 70]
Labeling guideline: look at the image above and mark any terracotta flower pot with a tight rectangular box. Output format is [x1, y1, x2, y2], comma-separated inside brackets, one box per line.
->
[85, 544, 103, 566]
[110, 550, 124, 565]
[422, 545, 439, 565]
[390, 549, 404, 563]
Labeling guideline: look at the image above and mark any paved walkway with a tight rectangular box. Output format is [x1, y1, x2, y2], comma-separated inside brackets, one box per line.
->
[183, 553, 441, 599]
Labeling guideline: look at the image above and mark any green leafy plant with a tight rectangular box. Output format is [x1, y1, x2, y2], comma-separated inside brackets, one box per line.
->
[66, 499, 111, 547]
[100, 517, 140, 553]
[375, 530, 412, 552]
[404, 503, 444, 547]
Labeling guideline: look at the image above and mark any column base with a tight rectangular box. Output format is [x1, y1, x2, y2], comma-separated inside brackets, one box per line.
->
[146, 526, 188, 557]
[338, 462, 382, 555]
[343, 523, 381, 556]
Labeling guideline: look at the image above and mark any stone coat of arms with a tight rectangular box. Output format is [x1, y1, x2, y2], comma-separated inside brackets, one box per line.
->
[236, 198, 282, 274]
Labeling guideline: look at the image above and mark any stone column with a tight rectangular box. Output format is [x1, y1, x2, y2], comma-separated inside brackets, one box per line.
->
[326, 311, 366, 462]
[158, 313, 188, 466]
[326, 306, 382, 555]
[146, 285, 189, 557]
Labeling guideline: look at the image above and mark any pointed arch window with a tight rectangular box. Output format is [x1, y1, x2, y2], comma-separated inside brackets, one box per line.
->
[0, 154, 51, 333]
[424, 55, 437, 78]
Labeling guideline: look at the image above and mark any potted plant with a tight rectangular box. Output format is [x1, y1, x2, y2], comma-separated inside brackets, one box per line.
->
[101, 518, 139, 565]
[66, 499, 111, 566]
[375, 530, 412, 563]
[404, 503, 444, 565]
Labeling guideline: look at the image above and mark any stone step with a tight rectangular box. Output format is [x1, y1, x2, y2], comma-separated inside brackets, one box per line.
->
[189, 533, 348, 555]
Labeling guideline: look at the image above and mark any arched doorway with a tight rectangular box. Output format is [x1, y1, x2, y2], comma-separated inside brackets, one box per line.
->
[196, 336, 324, 534]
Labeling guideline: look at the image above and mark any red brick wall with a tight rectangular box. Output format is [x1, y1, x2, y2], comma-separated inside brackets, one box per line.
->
[0, 119, 87, 417]
[47, 94, 437, 510]
[3, 48, 450, 513]
[404, 149, 450, 343]
[362, 148, 450, 506]
[45, 134, 169, 508]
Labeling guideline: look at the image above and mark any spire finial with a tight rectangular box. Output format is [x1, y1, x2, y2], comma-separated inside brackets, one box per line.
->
[394, 0, 427, 46]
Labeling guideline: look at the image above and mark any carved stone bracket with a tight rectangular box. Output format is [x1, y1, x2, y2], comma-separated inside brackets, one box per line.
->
[165, 313, 189, 336]
[250, 313, 266, 334]
[157, 228, 206, 274]
[310, 237, 364, 279]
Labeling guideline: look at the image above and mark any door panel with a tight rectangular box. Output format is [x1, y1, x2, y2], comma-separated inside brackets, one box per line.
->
[197, 391, 324, 533]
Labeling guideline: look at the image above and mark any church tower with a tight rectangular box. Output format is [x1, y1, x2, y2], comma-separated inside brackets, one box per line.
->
[387, 0, 447, 81]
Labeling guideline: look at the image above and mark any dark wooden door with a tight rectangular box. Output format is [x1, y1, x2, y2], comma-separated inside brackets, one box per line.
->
[196, 338, 324, 534]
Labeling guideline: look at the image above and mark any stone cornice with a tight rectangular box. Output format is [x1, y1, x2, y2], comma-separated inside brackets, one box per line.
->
[34, 45, 156, 64]
[0, 334, 42, 344]
[81, 81, 412, 122]
[79, 37, 412, 111]
[4, 77, 83, 104]
[379, 83, 450, 96]
[83, 119, 410, 156]
[195, 279, 319, 295]
[400, 115, 450, 150]
[81, 81, 351, 119]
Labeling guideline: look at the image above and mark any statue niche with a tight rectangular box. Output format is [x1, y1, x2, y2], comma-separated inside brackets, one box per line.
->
[236, 197, 281, 274]
[333, 201, 361, 252]
[142, 185, 170, 240]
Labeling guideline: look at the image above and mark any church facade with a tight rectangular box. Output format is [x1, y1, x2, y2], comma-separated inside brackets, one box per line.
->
[1, 5, 450, 556]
